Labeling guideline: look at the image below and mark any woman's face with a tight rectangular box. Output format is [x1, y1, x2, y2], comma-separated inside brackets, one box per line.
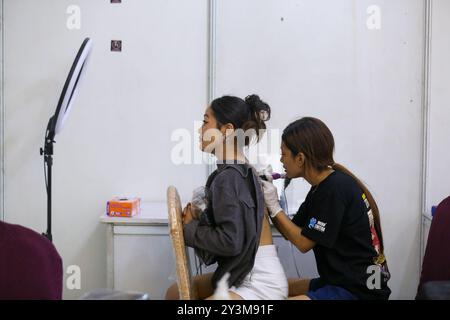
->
[280, 142, 304, 178]
[198, 106, 224, 154]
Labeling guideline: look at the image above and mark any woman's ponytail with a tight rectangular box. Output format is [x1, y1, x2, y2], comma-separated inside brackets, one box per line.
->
[332, 163, 385, 254]
[243, 94, 271, 143]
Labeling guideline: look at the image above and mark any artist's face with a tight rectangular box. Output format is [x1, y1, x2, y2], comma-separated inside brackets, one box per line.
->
[280, 142, 305, 178]
[198, 106, 222, 154]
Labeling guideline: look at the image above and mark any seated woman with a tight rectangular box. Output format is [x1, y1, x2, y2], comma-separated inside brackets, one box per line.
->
[262, 117, 391, 300]
[166, 95, 288, 300]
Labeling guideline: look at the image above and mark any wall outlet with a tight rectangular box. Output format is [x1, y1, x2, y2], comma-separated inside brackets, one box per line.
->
[111, 40, 122, 52]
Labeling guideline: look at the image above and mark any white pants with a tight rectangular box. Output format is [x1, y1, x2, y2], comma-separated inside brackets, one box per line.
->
[229, 245, 288, 300]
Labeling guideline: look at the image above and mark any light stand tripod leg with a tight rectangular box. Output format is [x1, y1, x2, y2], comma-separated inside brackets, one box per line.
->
[44, 155, 53, 242]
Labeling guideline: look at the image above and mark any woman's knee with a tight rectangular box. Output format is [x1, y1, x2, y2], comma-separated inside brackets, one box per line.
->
[288, 294, 311, 300]
[288, 278, 311, 297]
[165, 282, 179, 300]
[192, 273, 214, 300]
[166, 273, 214, 300]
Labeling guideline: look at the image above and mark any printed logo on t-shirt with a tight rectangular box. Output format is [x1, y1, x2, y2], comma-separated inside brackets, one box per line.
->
[362, 193, 370, 209]
[362, 193, 384, 259]
[308, 217, 327, 232]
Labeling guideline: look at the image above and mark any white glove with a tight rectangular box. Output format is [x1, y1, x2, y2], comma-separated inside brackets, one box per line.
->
[256, 164, 274, 183]
[260, 180, 283, 218]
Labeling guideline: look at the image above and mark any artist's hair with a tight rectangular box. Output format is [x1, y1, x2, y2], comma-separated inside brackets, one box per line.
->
[282, 117, 385, 253]
[210, 95, 271, 146]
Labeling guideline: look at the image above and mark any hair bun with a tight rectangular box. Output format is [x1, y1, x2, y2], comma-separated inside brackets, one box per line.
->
[245, 94, 271, 122]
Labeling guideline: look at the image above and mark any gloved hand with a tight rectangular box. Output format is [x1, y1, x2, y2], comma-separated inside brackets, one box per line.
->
[256, 164, 274, 182]
[260, 180, 283, 218]
[191, 186, 208, 220]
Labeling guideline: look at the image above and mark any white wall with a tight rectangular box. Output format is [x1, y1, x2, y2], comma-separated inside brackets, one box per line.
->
[0, 0, 4, 221]
[2, 0, 442, 301]
[3, 0, 208, 299]
[428, 0, 450, 211]
[215, 0, 424, 299]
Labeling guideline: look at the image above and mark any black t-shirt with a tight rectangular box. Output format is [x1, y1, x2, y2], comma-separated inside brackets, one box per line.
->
[292, 170, 391, 300]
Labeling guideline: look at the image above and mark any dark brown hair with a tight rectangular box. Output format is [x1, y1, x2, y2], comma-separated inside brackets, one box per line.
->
[211, 94, 271, 146]
[282, 117, 385, 253]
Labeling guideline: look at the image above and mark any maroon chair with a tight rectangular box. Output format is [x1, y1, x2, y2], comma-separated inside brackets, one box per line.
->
[416, 196, 450, 299]
[0, 221, 63, 300]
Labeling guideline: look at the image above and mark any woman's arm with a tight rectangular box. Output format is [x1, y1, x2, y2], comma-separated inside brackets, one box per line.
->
[271, 211, 316, 253]
[261, 180, 316, 253]
[183, 172, 245, 257]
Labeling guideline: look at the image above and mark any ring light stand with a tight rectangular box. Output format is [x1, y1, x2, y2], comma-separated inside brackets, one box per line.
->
[40, 38, 93, 242]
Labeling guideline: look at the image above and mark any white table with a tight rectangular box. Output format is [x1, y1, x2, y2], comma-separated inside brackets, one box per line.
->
[100, 202, 174, 300]
[100, 201, 318, 299]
